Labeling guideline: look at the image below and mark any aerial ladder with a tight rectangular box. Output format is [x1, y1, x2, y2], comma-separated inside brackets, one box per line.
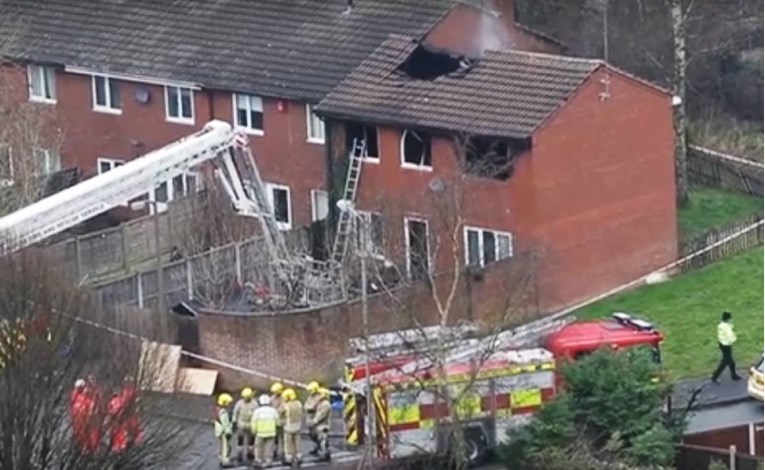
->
[0, 120, 341, 308]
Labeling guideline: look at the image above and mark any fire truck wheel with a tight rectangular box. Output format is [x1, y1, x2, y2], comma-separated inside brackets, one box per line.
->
[462, 427, 489, 466]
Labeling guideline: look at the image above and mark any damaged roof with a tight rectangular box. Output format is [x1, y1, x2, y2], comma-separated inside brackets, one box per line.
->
[0, 0, 470, 101]
[316, 35, 603, 139]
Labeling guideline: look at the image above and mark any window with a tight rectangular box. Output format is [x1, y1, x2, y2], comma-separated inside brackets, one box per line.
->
[27, 65, 56, 103]
[401, 129, 432, 169]
[311, 189, 329, 222]
[0, 144, 12, 186]
[405, 218, 430, 280]
[464, 227, 512, 267]
[266, 183, 291, 230]
[165, 85, 194, 123]
[97, 157, 124, 174]
[234, 94, 264, 134]
[356, 211, 383, 255]
[148, 173, 200, 213]
[464, 137, 514, 180]
[92, 75, 122, 112]
[33, 148, 61, 175]
[306, 104, 325, 143]
[345, 122, 379, 161]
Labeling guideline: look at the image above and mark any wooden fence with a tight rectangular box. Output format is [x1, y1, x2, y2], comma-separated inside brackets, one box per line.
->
[676, 444, 763, 470]
[678, 215, 764, 272]
[688, 146, 764, 198]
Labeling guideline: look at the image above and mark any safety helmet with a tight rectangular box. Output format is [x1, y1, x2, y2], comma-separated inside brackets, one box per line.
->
[307, 381, 320, 393]
[282, 388, 297, 401]
[258, 394, 271, 406]
[270, 382, 284, 394]
[241, 387, 254, 399]
[74, 379, 86, 389]
[218, 393, 233, 407]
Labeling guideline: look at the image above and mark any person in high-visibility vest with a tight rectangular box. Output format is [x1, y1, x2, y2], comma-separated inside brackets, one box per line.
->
[711, 311, 743, 383]
[214, 393, 234, 466]
[270, 382, 285, 462]
[232, 387, 257, 463]
[251, 394, 279, 467]
[309, 388, 332, 462]
[304, 381, 322, 455]
[280, 388, 303, 466]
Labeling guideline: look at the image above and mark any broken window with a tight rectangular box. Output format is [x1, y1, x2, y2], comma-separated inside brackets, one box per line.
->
[406, 218, 430, 280]
[311, 189, 328, 222]
[397, 44, 466, 80]
[356, 211, 383, 255]
[463, 137, 527, 180]
[401, 130, 432, 168]
[345, 122, 379, 160]
[267, 183, 291, 230]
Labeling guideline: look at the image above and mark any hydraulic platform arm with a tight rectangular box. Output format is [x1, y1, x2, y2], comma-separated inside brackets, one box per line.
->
[0, 121, 284, 260]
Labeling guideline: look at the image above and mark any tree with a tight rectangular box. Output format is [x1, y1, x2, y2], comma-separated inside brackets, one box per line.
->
[342, 134, 540, 469]
[0, 1, 65, 216]
[499, 348, 682, 470]
[0, 248, 201, 469]
[669, 0, 690, 206]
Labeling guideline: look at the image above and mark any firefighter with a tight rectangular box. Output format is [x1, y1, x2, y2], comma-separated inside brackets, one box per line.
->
[232, 387, 257, 463]
[107, 378, 143, 454]
[281, 388, 304, 466]
[70, 379, 97, 454]
[309, 388, 332, 462]
[251, 394, 279, 468]
[304, 381, 322, 455]
[270, 382, 285, 462]
[214, 393, 234, 467]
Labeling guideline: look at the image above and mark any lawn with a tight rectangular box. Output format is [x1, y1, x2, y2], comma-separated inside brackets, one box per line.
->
[576, 247, 764, 379]
[678, 186, 763, 238]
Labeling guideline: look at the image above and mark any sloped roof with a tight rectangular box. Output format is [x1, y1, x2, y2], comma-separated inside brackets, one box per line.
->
[317, 35, 603, 138]
[0, 0, 466, 101]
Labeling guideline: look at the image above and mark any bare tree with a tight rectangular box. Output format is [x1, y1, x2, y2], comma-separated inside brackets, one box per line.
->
[669, 0, 690, 206]
[0, 2, 64, 216]
[0, 248, 204, 469]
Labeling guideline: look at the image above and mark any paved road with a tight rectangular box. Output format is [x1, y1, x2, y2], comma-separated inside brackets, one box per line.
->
[685, 399, 763, 435]
[672, 370, 751, 411]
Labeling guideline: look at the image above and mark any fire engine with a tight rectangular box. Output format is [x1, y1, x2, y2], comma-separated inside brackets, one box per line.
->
[343, 312, 664, 464]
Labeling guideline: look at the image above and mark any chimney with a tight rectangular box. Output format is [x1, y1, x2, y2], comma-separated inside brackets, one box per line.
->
[484, 0, 515, 24]
[344, 0, 354, 14]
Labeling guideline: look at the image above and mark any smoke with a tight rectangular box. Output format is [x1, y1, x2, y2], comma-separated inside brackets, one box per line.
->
[478, 3, 513, 55]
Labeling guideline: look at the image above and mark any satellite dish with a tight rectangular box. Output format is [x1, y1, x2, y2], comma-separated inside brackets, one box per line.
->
[134, 88, 150, 104]
[428, 177, 445, 193]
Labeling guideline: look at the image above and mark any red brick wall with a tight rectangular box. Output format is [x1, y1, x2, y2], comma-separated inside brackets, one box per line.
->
[197, 255, 541, 389]
[425, 2, 560, 57]
[529, 67, 677, 312]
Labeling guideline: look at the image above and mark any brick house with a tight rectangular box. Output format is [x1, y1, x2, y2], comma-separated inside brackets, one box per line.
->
[316, 35, 678, 312]
[0, 0, 558, 226]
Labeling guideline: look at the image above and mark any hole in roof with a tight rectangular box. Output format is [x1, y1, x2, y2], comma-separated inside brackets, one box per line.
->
[397, 43, 473, 80]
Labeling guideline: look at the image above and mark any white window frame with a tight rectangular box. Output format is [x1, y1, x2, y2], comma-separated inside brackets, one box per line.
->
[32, 148, 61, 175]
[306, 104, 325, 144]
[356, 210, 384, 256]
[0, 144, 13, 187]
[91, 75, 122, 114]
[400, 129, 433, 171]
[97, 157, 124, 175]
[266, 183, 292, 230]
[27, 65, 56, 104]
[148, 172, 201, 214]
[404, 216, 430, 279]
[164, 85, 195, 124]
[463, 226, 513, 267]
[310, 189, 329, 222]
[233, 93, 264, 135]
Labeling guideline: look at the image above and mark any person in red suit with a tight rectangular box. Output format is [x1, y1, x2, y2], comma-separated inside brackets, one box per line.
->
[107, 377, 143, 454]
[70, 379, 100, 454]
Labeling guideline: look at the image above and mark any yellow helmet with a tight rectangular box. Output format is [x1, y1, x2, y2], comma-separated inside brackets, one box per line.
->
[241, 387, 254, 399]
[318, 387, 331, 398]
[218, 393, 233, 407]
[307, 381, 320, 393]
[282, 388, 297, 401]
[270, 382, 284, 394]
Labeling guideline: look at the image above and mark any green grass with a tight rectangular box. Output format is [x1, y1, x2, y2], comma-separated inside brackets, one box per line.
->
[679, 187, 763, 238]
[576, 247, 764, 379]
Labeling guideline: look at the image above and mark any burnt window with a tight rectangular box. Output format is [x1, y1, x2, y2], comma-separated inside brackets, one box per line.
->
[401, 130, 432, 168]
[397, 44, 465, 80]
[463, 137, 527, 181]
[345, 122, 379, 160]
[406, 218, 430, 280]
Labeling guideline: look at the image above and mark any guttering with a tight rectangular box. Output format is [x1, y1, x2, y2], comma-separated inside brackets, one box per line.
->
[64, 65, 202, 90]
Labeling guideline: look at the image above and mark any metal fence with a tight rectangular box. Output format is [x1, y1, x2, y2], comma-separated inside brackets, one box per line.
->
[676, 444, 762, 470]
[678, 215, 764, 272]
[688, 146, 764, 198]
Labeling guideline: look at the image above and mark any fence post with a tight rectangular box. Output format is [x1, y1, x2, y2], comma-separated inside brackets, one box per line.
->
[74, 235, 83, 279]
[235, 242, 243, 284]
[121, 223, 128, 271]
[729, 445, 736, 470]
[137, 272, 144, 309]
[186, 259, 193, 300]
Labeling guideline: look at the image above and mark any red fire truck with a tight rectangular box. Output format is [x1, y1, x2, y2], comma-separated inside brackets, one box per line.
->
[344, 313, 663, 464]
